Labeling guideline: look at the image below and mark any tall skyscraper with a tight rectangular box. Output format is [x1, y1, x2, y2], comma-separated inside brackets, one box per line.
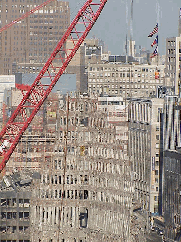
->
[165, 37, 181, 95]
[0, 0, 70, 75]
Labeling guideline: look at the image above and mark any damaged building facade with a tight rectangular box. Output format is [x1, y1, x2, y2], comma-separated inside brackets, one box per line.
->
[0, 170, 40, 242]
[30, 94, 133, 242]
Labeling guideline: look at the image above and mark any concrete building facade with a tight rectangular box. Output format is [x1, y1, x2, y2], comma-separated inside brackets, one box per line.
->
[161, 96, 181, 241]
[165, 37, 181, 95]
[128, 98, 164, 216]
[163, 149, 181, 242]
[0, 170, 40, 242]
[87, 63, 165, 98]
[30, 94, 133, 242]
[0, 0, 70, 75]
[66, 38, 108, 93]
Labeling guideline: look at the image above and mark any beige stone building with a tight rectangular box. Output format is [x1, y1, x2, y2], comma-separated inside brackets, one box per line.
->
[66, 38, 107, 93]
[88, 63, 165, 98]
[164, 36, 181, 95]
[0, 0, 70, 75]
[128, 97, 164, 216]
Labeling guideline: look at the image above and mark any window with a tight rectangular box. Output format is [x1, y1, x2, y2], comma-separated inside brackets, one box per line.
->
[155, 178, 158, 183]
[156, 187, 158, 191]
[156, 135, 159, 140]
[154, 196, 158, 201]
[156, 126, 159, 131]
[155, 170, 159, 175]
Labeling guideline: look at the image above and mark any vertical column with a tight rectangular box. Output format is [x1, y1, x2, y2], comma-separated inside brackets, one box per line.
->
[44, 207, 47, 224]
[40, 206, 43, 227]
[52, 206, 55, 225]
[48, 207, 51, 224]
[56, 206, 59, 224]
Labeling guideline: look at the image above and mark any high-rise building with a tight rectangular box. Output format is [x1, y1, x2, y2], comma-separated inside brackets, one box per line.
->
[165, 37, 181, 95]
[128, 97, 164, 216]
[163, 149, 181, 241]
[162, 96, 181, 241]
[0, 0, 70, 75]
[66, 38, 108, 93]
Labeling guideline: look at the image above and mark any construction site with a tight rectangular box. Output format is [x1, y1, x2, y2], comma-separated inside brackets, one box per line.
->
[0, 0, 144, 241]
[1, 0, 180, 241]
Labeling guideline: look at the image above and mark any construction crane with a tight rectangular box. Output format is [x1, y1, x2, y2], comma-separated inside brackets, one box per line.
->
[0, 0, 56, 33]
[0, 0, 108, 172]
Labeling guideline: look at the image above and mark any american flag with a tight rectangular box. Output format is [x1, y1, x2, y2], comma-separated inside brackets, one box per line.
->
[150, 46, 158, 58]
[151, 35, 158, 47]
[148, 23, 158, 37]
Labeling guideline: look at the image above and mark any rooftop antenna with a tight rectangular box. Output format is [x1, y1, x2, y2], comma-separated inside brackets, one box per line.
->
[178, 7, 181, 37]
[156, 0, 160, 66]
[130, 0, 134, 57]
[125, 0, 129, 63]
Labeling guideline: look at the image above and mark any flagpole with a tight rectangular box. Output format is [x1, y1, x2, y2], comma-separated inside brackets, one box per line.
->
[156, 0, 159, 68]
[156, 1, 160, 88]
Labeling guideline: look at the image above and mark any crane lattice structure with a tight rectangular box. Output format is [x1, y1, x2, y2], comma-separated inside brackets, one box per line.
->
[0, 0, 108, 171]
[0, 0, 55, 33]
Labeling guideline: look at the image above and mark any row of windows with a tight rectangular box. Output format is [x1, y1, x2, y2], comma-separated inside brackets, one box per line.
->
[167, 40, 176, 47]
[89, 85, 157, 90]
[89, 72, 159, 78]
[89, 88, 150, 96]
[1, 240, 29, 242]
[89, 78, 163, 84]
[42, 174, 88, 185]
[1, 198, 29, 207]
[41, 189, 88, 200]
[29, 26, 66, 30]
[0, 226, 29, 233]
[89, 66, 161, 72]
[0, 212, 29, 220]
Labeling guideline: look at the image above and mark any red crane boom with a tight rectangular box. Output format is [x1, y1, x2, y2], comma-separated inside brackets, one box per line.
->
[0, 0, 108, 172]
[0, 0, 55, 33]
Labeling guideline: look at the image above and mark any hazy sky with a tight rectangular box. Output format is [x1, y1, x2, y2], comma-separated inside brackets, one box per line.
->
[67, 0, 181, 56]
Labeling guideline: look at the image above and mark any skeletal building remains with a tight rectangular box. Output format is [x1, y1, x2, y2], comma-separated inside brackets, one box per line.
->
[29, 93, 133, 242]
[2, 89, 60, 174]
[0, 169, 40, 241]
